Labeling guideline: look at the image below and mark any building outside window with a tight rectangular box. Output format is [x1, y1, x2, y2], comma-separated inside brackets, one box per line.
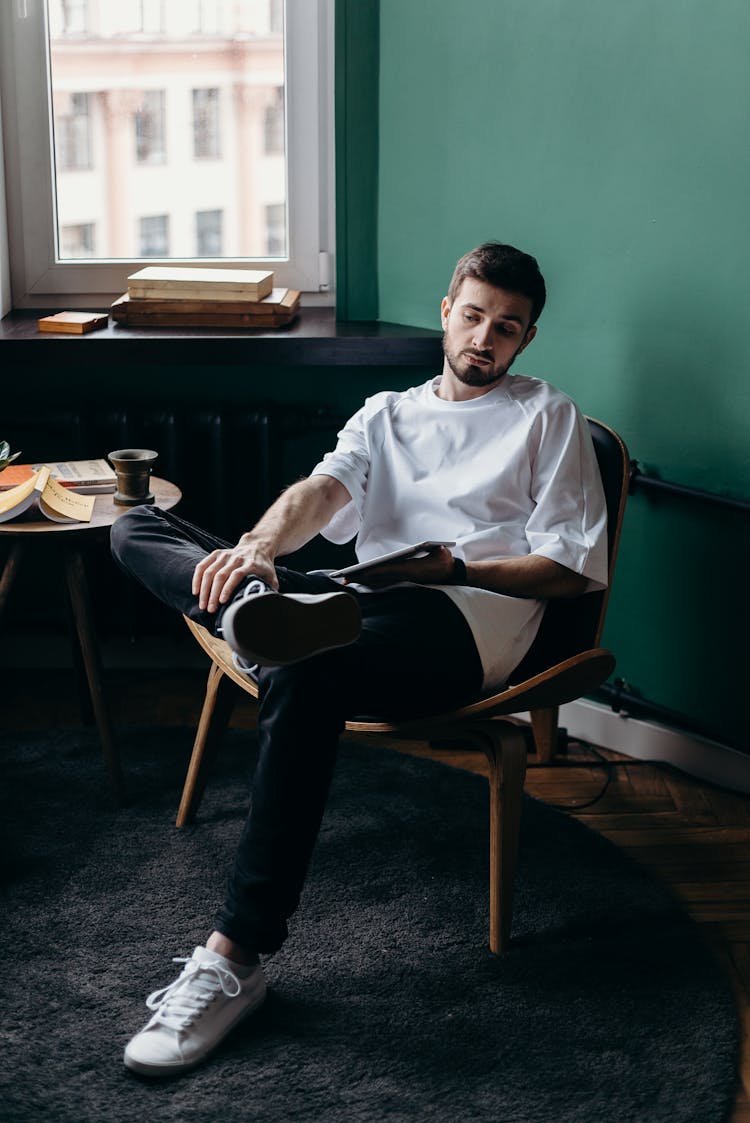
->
[139, 214, 169, 256]
[135, 90, 167, 164]
[192, 88, 221, 159]
[196, 209, 223, 256]
[54, 92, 92, 171]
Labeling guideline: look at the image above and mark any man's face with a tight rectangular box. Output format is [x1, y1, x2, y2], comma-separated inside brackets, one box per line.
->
[440, 279, 536, 393]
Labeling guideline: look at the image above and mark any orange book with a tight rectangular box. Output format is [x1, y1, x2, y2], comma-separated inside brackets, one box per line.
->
[37, 311, 109, 334]
[0, 463, 35, 489]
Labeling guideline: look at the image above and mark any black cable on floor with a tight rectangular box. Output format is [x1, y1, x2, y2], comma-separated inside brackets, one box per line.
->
[527, 737, 615, 811]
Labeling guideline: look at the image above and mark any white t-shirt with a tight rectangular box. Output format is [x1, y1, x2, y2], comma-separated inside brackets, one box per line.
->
[310, 374, 608, 692]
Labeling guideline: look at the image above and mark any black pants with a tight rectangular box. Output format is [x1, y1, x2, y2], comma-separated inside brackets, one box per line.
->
[111, 505, 484, 953]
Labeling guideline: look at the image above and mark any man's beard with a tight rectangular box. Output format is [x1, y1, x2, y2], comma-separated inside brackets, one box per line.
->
[442, 337, 509, 388]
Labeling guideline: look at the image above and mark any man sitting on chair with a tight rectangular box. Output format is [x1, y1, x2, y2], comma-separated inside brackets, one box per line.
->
[111, 241, 608, 1077]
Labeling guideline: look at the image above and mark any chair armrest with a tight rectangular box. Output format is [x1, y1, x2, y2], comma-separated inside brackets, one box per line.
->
[483, 647, 616, 716]
[347, 648, 615, 736]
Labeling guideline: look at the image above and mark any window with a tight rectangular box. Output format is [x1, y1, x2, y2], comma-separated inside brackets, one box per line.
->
[60, 222, 96, 257]
[264, 88, 285, 156]
[139, 214, 169, 257]
[265, 203, 286, 257]
[104, 0, 164, 35]
[137, 1, 164, 35]
[196, 209, 223, 257]
[0, 0, 334, 306]
[188, 1, 221, 35]
[59, 1, 88, 35]
[135, 91, 166, 164]
[54, 92, 92, 171]
[192, 88, 221, 160]
[270, 0, 284, 35]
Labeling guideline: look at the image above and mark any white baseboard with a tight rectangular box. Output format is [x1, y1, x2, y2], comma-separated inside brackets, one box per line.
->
[518, 699, 750, 795]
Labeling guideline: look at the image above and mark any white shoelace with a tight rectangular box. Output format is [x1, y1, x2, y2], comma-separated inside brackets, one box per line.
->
[145, 956, 242, 1031]
[240, 579, 269, 600]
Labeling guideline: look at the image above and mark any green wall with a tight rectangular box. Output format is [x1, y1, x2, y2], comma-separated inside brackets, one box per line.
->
[369, 0, 749, 747]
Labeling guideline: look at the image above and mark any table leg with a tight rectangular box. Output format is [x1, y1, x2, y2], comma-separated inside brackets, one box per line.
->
[0, 540, 25, 621]
[63, 548, 126, 806]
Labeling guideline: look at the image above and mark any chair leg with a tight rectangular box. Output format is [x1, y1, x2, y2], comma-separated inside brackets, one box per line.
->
[530, 705, 559, 764]
[483, 721, 527, 952]
[448, 720, 527, 952]
[176, 663, 238, 827]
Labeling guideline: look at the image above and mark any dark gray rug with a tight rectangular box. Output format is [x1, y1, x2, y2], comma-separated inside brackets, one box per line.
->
[0, 727, 738, 1122]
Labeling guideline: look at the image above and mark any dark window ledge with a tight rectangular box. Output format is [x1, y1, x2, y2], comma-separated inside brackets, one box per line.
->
[0, 307, 442, 367]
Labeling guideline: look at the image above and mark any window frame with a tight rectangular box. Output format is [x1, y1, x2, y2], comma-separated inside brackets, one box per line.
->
[0, 0, 334, 308]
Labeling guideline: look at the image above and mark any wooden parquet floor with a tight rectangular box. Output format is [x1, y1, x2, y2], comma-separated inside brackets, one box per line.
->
[5, 667, 749, 1119]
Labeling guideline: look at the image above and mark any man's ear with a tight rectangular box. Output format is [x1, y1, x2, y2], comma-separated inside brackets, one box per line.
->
[440, 296, 451, 329]
[518, 324, 537, 354]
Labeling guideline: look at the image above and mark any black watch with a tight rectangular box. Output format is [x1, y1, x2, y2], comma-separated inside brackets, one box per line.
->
[450, 556, 468, 585]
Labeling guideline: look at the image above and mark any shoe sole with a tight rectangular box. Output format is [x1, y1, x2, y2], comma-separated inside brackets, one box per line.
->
[123, 981, 267, 1078]
[222, 591, 361, 667]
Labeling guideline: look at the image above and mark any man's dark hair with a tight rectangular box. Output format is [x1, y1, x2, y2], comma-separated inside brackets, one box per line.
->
[447, 242, 546, 326]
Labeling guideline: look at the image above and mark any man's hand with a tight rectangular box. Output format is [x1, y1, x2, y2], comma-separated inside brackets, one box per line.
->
[193, 540, 277, 613]
[342, 545, 456, 588]
[192, 473, 352, 614]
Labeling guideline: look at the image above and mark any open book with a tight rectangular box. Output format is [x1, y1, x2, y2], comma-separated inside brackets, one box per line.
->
[0, 467, 96, 524]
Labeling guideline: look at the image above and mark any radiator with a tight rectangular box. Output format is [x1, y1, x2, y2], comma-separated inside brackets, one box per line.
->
[5, 402, 344, 542]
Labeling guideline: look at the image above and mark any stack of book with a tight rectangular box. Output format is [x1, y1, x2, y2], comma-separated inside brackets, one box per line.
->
[111, 266, 300, 329]
[0, 460, 119, 524]
[0, 458, 116, 494]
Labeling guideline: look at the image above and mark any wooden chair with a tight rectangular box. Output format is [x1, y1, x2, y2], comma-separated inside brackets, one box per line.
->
[177, 419, 629, 953]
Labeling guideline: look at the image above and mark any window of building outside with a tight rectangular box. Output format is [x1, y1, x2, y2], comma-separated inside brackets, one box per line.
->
[138, 1, 165, 35]
[56, 91, 92, 171]
[61, 222, 96, 257]
[196, 209, 223, 257]
[135, 90, 167, 164]
[192, 89, 221, 160]
[0, 0, 334, 305]
[60, 0, 87, 35]
[264, 88, 285, 155]
[269, 0, 284, 35]
[139, 214, 170, 257]
[265, 203, 286, 257]
[189, 1, 222, 35]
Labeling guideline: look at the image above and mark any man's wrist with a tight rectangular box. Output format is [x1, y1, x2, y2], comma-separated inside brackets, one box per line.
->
[238, 532, 274, 554]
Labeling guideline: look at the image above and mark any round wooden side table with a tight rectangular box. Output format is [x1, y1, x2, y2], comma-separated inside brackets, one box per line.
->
[0, 477, 181, 804]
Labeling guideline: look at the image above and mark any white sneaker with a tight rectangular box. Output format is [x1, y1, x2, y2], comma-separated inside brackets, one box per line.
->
[123, 946, 266, 1077]
[220, 581, 361, 668]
